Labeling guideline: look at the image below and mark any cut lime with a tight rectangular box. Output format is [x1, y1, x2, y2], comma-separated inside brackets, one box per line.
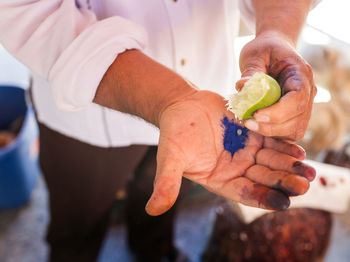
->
[227, 72, 281, 120]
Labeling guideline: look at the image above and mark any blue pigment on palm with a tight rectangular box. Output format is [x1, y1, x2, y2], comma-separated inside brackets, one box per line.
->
[221, 116, 249, 156]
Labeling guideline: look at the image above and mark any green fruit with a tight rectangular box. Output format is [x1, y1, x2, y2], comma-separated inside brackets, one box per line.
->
[227, 72, 281, 120]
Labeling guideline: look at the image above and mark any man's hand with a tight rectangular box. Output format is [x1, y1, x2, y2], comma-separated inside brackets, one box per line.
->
[145, 90, 315, 216]
[237, 32, 317, 141]
[94, 50, 314, 216]
[236, 0, 317, 141]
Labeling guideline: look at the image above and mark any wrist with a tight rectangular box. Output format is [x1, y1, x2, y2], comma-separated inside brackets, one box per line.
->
[256, 30, 297, 48]
[153, 79, 198, 127]
[94, 49, 198, 128]
[253, 0, 312, 48]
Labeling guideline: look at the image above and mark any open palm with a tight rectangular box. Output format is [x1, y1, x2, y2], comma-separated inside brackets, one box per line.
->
[146, 91, 315, 216]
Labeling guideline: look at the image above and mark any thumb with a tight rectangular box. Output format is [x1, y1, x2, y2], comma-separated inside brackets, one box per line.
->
[236, 57, 267, 91]
[145, 155, 184, 216]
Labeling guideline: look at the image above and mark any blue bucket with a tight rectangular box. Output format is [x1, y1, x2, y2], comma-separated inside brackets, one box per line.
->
[0, 85, 40, 209]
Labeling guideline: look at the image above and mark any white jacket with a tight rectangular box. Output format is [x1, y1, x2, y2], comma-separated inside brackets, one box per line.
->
[0, 0, 320, 147]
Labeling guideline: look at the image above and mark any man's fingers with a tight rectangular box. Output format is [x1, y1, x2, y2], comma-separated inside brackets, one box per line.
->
[196, 150, 290, 211]
[256, 148, 316, 181]
[245, 165, 309, 196]
[246, 116, 307, 142]
[253, 90, 308, 124]
[217, 177, 290, 211]
[263, 137, 306, 160]
[235, 76, 250, 91]
[246, 90, 314, 141]
[251, 68, 315, 129]
[145, 156, 183, 216]
[242, 65, 315, 141]
[246, 117, 302, 141]
[236, 53, 267, 91]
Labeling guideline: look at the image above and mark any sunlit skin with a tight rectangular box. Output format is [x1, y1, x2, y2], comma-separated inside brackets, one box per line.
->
[237, 0, 316, 141]
[145, 90, 314, 215]
[237, 33, 317, 142]
[94, 49, 316, 216]
[93, 0, 317, 216]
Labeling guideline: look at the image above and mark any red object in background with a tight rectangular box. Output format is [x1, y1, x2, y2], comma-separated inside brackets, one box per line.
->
[319, 176, 327, 186]
[202, 199, 332, 262]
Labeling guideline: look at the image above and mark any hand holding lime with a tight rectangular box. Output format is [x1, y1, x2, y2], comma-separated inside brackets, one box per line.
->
[227, 72, 281, 120]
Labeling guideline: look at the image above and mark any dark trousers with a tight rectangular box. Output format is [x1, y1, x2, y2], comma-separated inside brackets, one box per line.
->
[38, 123, 186, 262]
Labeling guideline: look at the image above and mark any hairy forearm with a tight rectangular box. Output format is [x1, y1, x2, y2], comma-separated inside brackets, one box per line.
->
[253, 0, 312, 46]
[93, 50, 197, 127]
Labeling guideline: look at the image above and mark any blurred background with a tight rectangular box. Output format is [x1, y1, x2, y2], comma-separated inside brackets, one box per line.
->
[1, 0, 350, 261]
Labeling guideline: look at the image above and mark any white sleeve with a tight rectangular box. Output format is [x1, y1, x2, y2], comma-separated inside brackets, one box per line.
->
[238, 0, 323, 30]
[0, 0, 148, 111]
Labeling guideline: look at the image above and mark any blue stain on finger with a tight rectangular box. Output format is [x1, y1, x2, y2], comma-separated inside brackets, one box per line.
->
[221, 116, 249, 156]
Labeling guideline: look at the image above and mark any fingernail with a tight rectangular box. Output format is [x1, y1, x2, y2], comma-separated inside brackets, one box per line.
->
[293, 161, 316, 181]
[280, 176, 309, 196]
[293, 161, 303, 168]
[145, 197, 161, 216]
[255, 114, 270, 123]
[266, 191, 290, 211]
[145, 200, 152, 213]
[295, 145, 306, 159]
[245, 119, 259, 131]
[240, 76, 251, 80]
[236, 77, 252, 90]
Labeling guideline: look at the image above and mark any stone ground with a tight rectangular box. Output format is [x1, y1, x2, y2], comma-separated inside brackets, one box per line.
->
[1, 176, 350, 262]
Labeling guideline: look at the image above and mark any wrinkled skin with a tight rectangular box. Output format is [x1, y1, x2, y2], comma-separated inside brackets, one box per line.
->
[237, 32, 317, 142]
[146, 91, 315, 216]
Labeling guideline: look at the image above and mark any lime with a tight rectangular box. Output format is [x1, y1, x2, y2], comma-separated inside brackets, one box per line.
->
[227, 72, 281, 120]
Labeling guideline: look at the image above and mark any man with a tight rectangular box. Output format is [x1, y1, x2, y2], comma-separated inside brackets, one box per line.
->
[0, 0, 318, 261]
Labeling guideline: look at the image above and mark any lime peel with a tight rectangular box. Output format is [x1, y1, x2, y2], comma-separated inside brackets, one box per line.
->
[227, 72, 281, 120]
